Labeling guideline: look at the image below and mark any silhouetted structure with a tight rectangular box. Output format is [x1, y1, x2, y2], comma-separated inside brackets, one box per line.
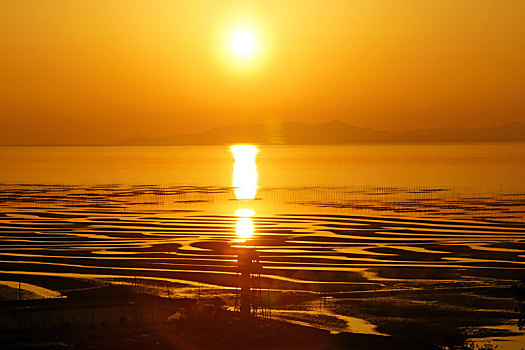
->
[234, 248, 269, 319]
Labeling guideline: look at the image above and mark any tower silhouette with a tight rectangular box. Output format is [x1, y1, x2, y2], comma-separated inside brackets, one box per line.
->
[234, 248, 269, 319]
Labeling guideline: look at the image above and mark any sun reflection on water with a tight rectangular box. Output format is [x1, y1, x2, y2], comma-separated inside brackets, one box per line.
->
[235, 217, 254, 242]
[235, 208, 255, 217]
[231, 145, 258, 200]
[234, 207, 255, 242]
[231, 145, 258, 242]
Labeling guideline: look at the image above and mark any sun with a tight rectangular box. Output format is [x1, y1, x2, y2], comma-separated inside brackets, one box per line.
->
[230, 28, 257, 58]
[217, 22, 268, 71]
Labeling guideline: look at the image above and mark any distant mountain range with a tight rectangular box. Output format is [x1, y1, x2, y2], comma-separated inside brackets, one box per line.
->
[119, 121, 525, 145]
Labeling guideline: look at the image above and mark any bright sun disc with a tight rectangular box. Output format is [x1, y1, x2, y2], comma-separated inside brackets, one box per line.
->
[230, 29, 256, 57]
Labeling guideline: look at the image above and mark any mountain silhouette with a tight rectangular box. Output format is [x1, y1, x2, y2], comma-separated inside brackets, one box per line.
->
[119, 121, 525, 145]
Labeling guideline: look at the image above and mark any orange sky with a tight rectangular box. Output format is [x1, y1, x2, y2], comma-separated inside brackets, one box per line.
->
[1, 0, 524, 145]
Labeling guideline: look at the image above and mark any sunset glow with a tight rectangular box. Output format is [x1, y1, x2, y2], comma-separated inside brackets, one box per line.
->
[1, 2, 524, 348]
[2, 1, 523, 146]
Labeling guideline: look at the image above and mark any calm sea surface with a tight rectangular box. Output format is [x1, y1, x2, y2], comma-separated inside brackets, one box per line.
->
[1, 144, 524, 190]
[1, 144, 525, 346]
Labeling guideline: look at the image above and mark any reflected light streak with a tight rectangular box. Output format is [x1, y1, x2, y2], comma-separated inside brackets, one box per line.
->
[235, 208, 255, 217]
[231, 145, 258, 200]
[235, 217, 254, 242]
[231, 145, 258, 242]
[234, 208, 255, 242]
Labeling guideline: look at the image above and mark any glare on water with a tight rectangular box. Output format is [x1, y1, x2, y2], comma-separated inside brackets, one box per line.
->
[235, 217, 254, 242]
[235, 208, 255, 217]
[231, 145, 258, 242]
[231, 145, 258, 200]
[234, 208, 255, 242]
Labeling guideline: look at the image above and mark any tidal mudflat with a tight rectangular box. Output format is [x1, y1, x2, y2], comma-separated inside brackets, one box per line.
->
[1, 182, 524, 348]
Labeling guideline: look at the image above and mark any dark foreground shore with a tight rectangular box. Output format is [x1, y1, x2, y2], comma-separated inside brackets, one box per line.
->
[0, 284, 470, 350]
